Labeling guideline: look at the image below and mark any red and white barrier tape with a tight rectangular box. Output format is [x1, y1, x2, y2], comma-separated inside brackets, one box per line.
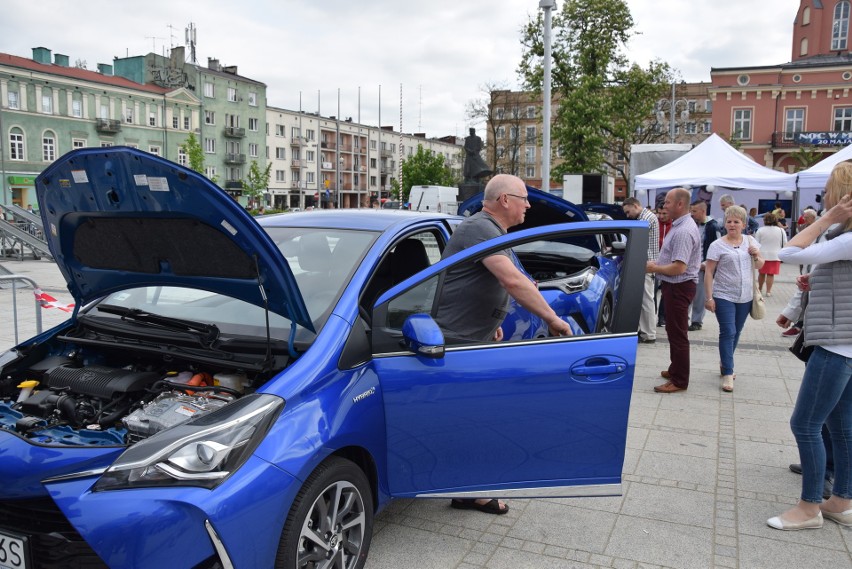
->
[33, 288, 75, 312]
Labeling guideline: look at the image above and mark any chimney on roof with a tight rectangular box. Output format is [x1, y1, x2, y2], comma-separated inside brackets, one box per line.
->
[54, 53, 69, 67]
[208, 57, 220, 71]
[97, 63, 114, 76]
[222, 65, 238, 75]
[414, 133, 426, 138]
[381, 126, 394, 131]
[32, 47, 52, 64]
[170, 46, 185, 66]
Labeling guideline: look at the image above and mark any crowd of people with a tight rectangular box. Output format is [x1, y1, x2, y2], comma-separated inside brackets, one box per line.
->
[628, 166, 852, 534]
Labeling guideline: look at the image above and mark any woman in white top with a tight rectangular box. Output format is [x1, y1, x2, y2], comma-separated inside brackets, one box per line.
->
[704, 206, 764, 392]
[754, 212, 787, 296]
[767, 162, 852, 531]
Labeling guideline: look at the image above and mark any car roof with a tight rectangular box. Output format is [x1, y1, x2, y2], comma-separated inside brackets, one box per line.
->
[258, 209, 460, 232]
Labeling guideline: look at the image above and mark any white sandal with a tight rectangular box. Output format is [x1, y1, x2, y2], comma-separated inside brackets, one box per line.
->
[722, 375, 734, 392]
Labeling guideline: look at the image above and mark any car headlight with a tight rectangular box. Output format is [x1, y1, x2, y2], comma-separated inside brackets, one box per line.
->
[537, 267, 597, 294]
[94, 393, 284, 491]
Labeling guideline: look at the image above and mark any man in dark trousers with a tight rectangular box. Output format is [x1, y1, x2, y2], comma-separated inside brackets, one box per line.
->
[646, 188, 701, 393]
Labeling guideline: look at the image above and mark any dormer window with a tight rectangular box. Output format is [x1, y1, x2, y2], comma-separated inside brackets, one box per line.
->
[832, 1, 850, 51]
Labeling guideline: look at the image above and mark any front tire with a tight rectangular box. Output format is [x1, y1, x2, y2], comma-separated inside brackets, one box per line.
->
[276, 457, 374, 569]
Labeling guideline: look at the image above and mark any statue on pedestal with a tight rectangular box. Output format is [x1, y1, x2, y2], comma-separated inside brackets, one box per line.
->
[462, 128, 492, 182]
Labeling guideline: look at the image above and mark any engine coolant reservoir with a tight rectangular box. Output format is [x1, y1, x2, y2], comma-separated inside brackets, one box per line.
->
[213, 373, 246, 393]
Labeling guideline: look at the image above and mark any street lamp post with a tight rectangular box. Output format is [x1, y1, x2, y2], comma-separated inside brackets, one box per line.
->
[539, 0, 556, 193]
[656, 82, 690, 143]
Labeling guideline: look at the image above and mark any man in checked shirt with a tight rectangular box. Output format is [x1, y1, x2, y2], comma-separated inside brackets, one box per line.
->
[645, 187, 701, 393]
[622, 197, 659, 343]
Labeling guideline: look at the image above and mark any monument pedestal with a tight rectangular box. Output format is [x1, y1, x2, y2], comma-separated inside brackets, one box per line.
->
[458, 181, 484, 208]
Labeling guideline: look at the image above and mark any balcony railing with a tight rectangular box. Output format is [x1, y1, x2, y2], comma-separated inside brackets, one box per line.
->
[772, 130, 852, 148]
[224, 153, 246, 164]
[95, 119, 121, 133]
[224, 180, 243, 189]
[380, 149, 393, 157]
[321, 162, 334, 170]
[290, 160, 304, 168]
[223, 127, 246, 138]
[290, 136, 306, 146]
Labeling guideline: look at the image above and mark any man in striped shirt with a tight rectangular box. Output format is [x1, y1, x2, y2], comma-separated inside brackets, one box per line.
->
[646, 187, 702, 393]
[623, 198, 659, 343]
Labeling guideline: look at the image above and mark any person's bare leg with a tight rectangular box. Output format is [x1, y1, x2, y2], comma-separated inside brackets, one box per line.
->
[758, 273, 766, 294]
[766, 274, 775, 296]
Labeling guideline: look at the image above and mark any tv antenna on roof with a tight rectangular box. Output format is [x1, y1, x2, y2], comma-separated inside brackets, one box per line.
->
[145, 36, 165, 53]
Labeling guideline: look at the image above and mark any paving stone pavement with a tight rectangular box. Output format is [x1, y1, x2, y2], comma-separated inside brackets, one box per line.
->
[1, 258, 850, 568]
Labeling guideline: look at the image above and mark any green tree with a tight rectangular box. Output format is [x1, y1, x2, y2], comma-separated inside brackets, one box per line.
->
[399, 145, 458, 202]
[243, 160, 272, 209]
[180, 132, 213, 180]
[518, 0, 673, 187]
[791, 145, 822, 170]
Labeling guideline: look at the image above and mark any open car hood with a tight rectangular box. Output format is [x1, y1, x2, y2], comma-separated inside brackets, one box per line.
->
[35, 147, 313, 331]
[458, 185, 590, 226]
[458, 186, 603, 251]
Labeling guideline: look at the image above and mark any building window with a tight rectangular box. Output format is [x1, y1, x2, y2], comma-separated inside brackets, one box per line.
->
[306, 129, 315, 141]
[495, 108, 504, 120]
[687, 100, 697, 113]
[306, 150, 315, 162]
[803, 6, 811, 25]
[509, 126, 519, 143]
[149, 112, 157, 127]
[833, 1, 850, 51]
[525, 126, 536, 143]
[42, 90, 53, 114]
[526, 106, 536, 119]
[9, 129, 24, 160]
[276, 170, 286, 182]
[732, 109, 752, 140]
[205, 166, 217, 179]
[306, 172, 315, 184]
[785, 108, 805, 139]
[42, 132, 56, 162]
[184, 116, 191, 130]
[249, 143, 258, 157]
[703, 120, 712, 133]
[100, 142, 113, 148]
[177, 147, 187, 165]
[525, 146, 535, 163]
[72, 98, 82, 118]
[204, 82, 214, 97]
[704, 99, 713, 112]
[72, 138, 86, 149]
[834, 107, 852, 131]
[800, 38, 809, 57]
[276, 147, 286, 160]
[7, 90, 19, 109]
[526, 166, 535, 177]
[684, 122, 697, 134]
[496, 126, 505, 139]
[148, 146, 161, 156]
[172, 116, 179, 129]
[248, 92, 257, 106]
[205, 110, 215, 125]
[227, 87, 237, 102]
[125, 108, 133, 123]
[370, 158, 377, 168]
[248, 117, 258, 131]
[100, 102, 109, 119]
[276, 124, 285, 136]
[204, 138, 216, 153]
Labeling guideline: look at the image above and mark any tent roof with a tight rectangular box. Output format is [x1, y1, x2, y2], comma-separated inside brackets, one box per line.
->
[796, 144, 852, 191]
[634, 133, 797, 192]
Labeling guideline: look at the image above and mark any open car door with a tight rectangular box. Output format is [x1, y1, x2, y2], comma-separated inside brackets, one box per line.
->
[370, 220, 648, 499]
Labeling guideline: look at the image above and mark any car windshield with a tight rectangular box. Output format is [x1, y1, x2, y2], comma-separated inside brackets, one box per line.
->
[91, 227, 378, 341]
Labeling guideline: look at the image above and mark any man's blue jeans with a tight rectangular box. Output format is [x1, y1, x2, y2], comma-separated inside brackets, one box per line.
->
[790, 346, 852, 503]
[712, 297, 750, 376]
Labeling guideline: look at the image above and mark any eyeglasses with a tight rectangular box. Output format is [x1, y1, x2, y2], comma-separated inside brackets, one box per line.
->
[504, 193, 529, 203]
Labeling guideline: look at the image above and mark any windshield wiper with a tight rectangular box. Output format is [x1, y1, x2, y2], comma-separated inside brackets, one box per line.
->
[95, 304, 220, 347]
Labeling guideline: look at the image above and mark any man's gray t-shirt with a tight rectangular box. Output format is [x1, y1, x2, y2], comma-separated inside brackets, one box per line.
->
[434, 211, 510, 341]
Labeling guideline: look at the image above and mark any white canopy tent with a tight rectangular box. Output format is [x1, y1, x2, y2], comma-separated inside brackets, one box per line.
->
[634, 133, 797, 192]
[796, 143, 852, 192]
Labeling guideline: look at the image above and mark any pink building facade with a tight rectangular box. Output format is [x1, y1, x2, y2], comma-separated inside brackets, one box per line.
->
[711, 1, 852, 171]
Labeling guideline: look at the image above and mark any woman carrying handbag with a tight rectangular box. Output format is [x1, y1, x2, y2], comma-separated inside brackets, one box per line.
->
[703, 205, 764, 392]
[767, 162, 852, 531]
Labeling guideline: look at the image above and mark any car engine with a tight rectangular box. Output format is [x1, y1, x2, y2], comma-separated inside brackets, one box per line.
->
[0, 351, 251, 446]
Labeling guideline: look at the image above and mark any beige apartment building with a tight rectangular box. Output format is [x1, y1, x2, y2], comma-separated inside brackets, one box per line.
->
[486, 83, 712, 200]
[266, 106, 462, 209]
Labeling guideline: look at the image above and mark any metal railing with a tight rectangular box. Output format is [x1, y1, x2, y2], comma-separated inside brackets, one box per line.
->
[0, 274, 43, 345]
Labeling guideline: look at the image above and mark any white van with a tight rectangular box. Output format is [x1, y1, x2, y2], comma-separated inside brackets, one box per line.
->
[409, 185, 459, 213]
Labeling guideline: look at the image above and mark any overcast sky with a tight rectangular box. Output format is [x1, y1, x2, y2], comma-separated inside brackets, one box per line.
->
[3, 0, 801, 138]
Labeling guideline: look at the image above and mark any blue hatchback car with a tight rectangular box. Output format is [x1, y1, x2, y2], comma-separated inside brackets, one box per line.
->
[0, 148, 647, 569]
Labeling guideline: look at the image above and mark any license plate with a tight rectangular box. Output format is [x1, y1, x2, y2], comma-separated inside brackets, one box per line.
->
[0, 530, 28, 569]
